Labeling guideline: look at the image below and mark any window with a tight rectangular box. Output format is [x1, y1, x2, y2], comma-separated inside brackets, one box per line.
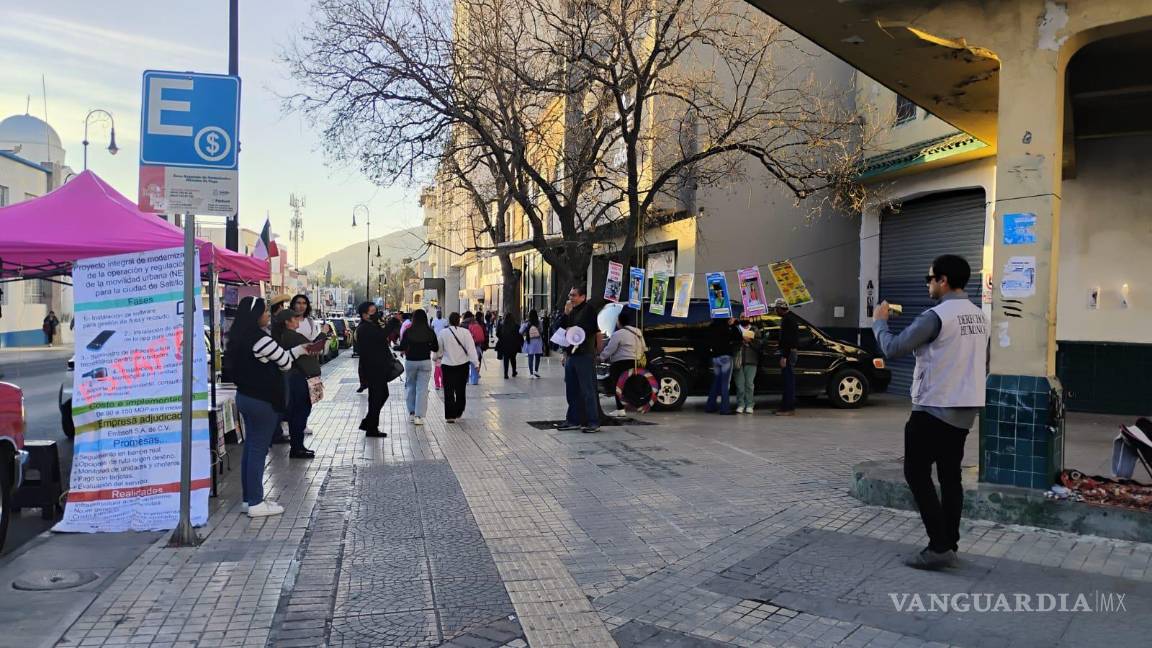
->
[0, 185, 8, 206]
[895, 95, 918, 125]
[24, 279, 47, 304]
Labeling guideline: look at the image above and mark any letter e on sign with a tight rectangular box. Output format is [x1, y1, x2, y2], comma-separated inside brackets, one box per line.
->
[146, 78, 193, 137]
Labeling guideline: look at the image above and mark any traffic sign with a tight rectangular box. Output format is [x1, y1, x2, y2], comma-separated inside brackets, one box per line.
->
[138, 71, 240, 218]
[140, 71, 240, 170]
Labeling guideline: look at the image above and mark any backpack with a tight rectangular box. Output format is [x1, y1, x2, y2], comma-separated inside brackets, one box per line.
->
[468, 321, 487, 347]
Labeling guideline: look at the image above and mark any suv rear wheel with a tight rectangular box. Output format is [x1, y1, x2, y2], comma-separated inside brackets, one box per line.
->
[828, 368, 869, 409]
[651, 366, 689, 411]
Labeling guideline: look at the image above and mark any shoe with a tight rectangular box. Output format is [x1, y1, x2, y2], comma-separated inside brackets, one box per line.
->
[445, 418, 456, 423]
[414, 416, 424, 426]
[289, 449, 316, 459]
[609, 409, 627, 417]
[775, 410, 796, 417]
[556, 422, 582, 431]
[365, 430, 388, 438]
[736, 406, 746, 414]
[358, 420, 370, 432]
[747, 406, 755, 414]
[504, 375, 509, 379]
[513, 372, 518, 377]
[904, 548, 958, 570]
[356, 386, 367, 393]
[271, 435, 291, 445]
[582, 425, 601, 433]
[247, 501, 285, 518]
[718, 410, 737, 416]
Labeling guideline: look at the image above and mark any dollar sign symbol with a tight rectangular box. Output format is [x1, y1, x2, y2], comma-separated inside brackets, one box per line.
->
[205, 133, 220, 156]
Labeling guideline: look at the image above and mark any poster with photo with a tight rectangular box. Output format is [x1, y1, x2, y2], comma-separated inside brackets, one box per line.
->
[706, 272, 732, 318]
[650, 272, 669, 315]
[671, 273, 694, 318]
[627, 267, 645, 309]
[604, 261, 624, 302]
[738, 266, 768, 317]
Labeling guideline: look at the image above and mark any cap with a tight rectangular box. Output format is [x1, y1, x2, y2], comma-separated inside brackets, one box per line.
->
[274, 309, 302, 324]
[773, 298, 789, 310]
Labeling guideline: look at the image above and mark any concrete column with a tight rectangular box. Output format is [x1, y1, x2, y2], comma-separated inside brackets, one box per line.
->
[980, 49, 1068, 489]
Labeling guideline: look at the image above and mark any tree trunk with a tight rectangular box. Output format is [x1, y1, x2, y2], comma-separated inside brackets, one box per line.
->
[498, 251, 519, 319]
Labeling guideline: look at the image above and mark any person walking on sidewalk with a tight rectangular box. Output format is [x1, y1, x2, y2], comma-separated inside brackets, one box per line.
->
[398, 309, 438, 426]
[356, 302, 391, 438]
[42, 311, 59, 346]
[520, 309, 544, 378]
[734, 321, 759, 414]
[600, 307, 645, 417]
[227, 297, 323, 517]
[463, 311, 488, 384]
[272, 309, 319, 459]
[556, 285, 603, 433]
[774, 299, 800, 416]
[497, 312, 521, 379]
[704, 318, 740, 415]
[874, 254, 987, 570]
[431, 310, 448, 391]
[435, 313, 479, 422]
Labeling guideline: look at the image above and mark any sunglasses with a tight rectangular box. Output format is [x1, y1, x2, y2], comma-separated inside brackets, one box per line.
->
[924, 274, 940, 284]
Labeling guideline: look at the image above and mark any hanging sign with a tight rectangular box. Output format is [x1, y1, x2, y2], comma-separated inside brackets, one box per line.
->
[768, 261, 813, 307]
[706, 272, 732, 318]
[671, 273, 694, 318]
[649, 272, 669, 316]
[57, 247, 210, 533]
[604, 261, 624, 302]
[627, 267, 645, 309]
[738, 266, 769, 317]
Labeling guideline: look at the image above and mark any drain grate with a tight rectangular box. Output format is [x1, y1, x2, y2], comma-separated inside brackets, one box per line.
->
[12, 569, 100, 591]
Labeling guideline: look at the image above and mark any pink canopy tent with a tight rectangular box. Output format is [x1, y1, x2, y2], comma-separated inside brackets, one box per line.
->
[0, 170, 268, 284]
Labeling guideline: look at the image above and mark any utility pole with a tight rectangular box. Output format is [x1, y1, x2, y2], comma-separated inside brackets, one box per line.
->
[225, 0, 240, 251]
[289, 193, 305, 269]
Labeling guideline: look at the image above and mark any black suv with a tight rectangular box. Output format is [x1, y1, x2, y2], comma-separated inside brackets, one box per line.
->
[596, 301, 890, 410]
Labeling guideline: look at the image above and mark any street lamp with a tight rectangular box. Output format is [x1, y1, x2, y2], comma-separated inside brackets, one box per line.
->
[352, 204, 370, 301]
[82, 109, 118, 171]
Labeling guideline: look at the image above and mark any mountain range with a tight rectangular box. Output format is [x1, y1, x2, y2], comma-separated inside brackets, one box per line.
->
[303, 225, 427, 282]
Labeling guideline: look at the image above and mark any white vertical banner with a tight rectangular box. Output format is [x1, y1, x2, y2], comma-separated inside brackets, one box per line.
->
[56, 247, 210, 532]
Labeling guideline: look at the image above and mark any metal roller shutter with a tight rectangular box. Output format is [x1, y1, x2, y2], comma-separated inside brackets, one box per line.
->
[879, 189, 986, 397]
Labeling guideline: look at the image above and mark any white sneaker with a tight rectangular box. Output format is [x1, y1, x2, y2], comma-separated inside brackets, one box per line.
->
[414, 416, 425, 426]
[747, 406, 755, 414]
[609, 409, 627, 417]
[247, 501, 284, 518]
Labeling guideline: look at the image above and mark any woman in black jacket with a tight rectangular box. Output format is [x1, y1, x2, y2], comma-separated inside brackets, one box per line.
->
[704, 317, 741, 415]
[398, 309, 439, 426]
[226, 297, 319, 517]
[496, 312, 521, 378]
[356, 302, 391, 437]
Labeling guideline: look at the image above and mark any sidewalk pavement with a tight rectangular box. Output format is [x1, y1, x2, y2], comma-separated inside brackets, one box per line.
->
[6, 352, 1152, 647]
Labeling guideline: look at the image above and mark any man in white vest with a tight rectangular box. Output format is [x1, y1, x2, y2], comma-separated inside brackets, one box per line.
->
[874, 254, 988, 570]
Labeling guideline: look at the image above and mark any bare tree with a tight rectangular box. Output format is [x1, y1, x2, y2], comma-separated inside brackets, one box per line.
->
[287, 0, 871, 309]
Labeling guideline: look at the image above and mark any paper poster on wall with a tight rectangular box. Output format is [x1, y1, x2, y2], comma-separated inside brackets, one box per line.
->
[670, 273, 694, 318]
[604, 261, 624, 302]
[649, 272, 669, 315]
[57, 247, 210, 533]
[1000, 256, 1037, 299]
[737, 266, 769, 317]
[706, 272, 732, 318]
[768, 261, 813, 307]
[627, 267, 645, 309]
[1003, 213, 1037, 246]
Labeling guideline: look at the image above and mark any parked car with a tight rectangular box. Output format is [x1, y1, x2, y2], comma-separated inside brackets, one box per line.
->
[0, 381, 29, 551]
[328, 318, 351, 349]
[596, 300, 890, 410]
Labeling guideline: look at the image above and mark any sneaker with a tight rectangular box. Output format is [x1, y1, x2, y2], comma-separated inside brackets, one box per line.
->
[746, 406, 755, 414]
[556, 422, 582, 431]
[289, 449, 316, 459]
[904, 548, 958, 570]
[736, 406, 747, 414]
[365, 430, 388, 438]
[414, 416, 425, 426]
[247, 501, 285, 518]
[609, 409, 627, 417]
[582, 425, 601, 433]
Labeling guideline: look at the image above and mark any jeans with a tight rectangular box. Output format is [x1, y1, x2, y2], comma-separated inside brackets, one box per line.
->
[527, 353, 542, 374]
[735, 364, 757, 409]
[286, 373, 313, 451]
[564, 353, 600, 427]
[780, 351, 797, 412]
[362, 377, 390, 431]
[469, 354, 482, 384]
[705, 356, 733, 413]
[503, 353, 518, 377]
[442, 363, 470, 419]
[236, 393, 279, 506]
[904, 411, 969, 553]
[405, 359, 433, 417]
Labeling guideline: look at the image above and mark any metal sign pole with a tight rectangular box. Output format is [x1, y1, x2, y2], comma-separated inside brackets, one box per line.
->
[170, 212, 200, 546]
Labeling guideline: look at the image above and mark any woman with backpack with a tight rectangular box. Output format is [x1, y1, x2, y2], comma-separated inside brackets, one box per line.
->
[496, 312, 521, 379]
[599, 307, 647, 416]
[463, 311, 487, 384]
[435, 313, 479, 422]
[520, 309, 544, 378]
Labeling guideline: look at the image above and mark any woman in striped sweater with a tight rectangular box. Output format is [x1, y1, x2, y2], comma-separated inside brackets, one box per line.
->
[226, 297, 322, 518]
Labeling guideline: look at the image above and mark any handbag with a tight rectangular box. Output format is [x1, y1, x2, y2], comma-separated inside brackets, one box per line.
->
[383, 354, 405, 382]
[307, 376, 325, 404]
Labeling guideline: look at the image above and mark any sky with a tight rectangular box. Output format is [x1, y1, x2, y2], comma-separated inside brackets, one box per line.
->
[0, 1, 426, 267]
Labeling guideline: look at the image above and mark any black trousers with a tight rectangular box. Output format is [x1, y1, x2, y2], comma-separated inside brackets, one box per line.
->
[503, 353, 518, 377]
[362, 379, 390, 431]
[442, 363, 470, 419]
[904, 411, 969, 553]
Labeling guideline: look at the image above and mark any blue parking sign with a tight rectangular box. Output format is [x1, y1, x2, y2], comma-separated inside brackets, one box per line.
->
[140, 71, 240, 170]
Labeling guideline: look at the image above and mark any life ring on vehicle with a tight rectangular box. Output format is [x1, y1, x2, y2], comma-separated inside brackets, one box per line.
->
[616, 367, 658, 413]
